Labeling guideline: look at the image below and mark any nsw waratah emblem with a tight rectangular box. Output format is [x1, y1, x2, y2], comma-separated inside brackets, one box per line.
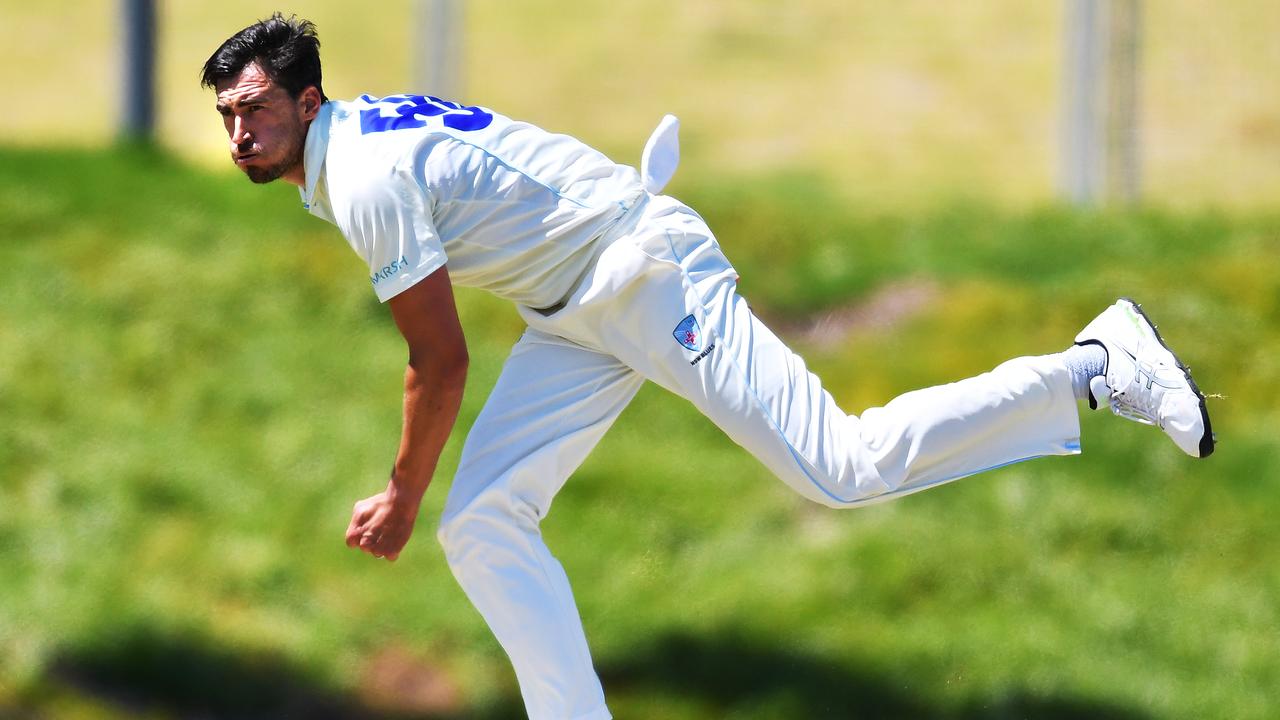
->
[673, 314, 701, 352]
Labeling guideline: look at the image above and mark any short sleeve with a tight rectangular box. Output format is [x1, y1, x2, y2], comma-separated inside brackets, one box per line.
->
[339, 171, 447, 303]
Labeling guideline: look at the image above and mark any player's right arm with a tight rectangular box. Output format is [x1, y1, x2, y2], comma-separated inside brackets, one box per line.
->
[345, 265, 468, 561]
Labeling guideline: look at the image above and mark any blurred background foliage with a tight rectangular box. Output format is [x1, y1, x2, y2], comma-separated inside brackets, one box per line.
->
[1, 2, 1277, 719]
[2, 0, 1278, 208]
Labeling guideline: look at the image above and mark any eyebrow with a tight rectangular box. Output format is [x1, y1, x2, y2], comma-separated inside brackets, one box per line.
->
[216, 94, 271, 112]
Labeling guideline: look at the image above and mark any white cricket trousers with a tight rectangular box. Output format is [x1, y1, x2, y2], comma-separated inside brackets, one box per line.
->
[436, 194, 1082, 720]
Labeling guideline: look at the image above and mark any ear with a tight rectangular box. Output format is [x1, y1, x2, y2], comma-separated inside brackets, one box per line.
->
[298, 86, 323, 122]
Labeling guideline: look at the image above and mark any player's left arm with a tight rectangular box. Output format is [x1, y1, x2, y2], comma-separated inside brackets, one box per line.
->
[345, 265, 468, 561]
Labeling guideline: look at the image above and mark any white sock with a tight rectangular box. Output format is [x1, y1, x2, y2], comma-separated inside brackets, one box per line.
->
[1061, 342, 1108, 402]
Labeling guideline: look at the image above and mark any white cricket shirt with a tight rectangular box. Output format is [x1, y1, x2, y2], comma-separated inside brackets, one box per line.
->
[299, 95, 646, 307]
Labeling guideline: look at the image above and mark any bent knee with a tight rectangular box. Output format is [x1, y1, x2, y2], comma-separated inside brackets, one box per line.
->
[436, 480, 541, 559]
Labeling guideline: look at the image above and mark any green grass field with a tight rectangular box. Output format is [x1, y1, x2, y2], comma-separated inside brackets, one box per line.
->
[1, 146, 1277, 719]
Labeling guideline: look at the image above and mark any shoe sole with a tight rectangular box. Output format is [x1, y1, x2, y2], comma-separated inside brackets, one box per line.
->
[1120, 297, 1216, 458]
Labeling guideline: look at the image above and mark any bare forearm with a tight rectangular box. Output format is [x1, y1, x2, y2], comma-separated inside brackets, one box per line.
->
[348, 266, 466, 562]
[390, 358, 467, 504]
[345, 353, 466, 563]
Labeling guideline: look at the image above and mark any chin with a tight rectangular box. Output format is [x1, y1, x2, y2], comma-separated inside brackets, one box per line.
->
[240, 147, 302, 185]
[240, 159, 288, 184]
[245, 167, 284, 184]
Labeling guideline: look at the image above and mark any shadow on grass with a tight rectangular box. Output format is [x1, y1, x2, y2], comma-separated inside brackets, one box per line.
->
[37, 624, 524, 720]
[32, 623, 1154, 720]
[596, 627, 1155, 720]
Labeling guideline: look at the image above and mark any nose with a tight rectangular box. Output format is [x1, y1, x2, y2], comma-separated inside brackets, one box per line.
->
[230, 116, 251, 147]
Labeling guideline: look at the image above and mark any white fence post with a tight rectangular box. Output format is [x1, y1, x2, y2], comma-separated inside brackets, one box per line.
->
[415, 0, 463, 100]
[1062, 0, 1106, 204]
[1061, 0, 1142, 205]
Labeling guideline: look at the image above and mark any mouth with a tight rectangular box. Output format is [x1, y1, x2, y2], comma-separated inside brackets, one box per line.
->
[234, 152, 259, 167]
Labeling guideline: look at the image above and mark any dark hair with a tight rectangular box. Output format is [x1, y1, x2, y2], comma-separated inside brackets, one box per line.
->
[201, 13, 328, 102]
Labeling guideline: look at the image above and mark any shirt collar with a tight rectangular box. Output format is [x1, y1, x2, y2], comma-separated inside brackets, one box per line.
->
[300, 102, 334, 212]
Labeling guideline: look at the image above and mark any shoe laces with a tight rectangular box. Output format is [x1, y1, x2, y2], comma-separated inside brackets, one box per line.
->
[1110, 390, 1158, 426]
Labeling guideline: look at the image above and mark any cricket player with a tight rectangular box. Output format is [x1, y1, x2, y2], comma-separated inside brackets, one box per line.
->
[202, 15, 1214, 720]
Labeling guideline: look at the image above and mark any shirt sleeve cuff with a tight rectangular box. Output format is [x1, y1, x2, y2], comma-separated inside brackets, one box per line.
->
[373, 254, 447, 303]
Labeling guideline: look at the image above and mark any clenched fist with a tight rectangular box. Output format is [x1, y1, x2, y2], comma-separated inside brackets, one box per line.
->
[345, 482, 422, 562]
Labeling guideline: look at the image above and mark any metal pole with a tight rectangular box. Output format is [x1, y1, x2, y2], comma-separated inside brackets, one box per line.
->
[415, 0, 463, 99]
[121, 0, 156, 142]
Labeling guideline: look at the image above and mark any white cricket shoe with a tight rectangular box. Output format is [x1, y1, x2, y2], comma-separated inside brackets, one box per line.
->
[1075, 298, 1215, 458]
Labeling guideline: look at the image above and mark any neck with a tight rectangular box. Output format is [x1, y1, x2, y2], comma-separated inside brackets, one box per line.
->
[282, 117, 315, 188]
[282, 161, 306, 188]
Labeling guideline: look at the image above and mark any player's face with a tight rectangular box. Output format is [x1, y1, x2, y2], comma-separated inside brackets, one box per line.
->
[214, 63, 313, 185]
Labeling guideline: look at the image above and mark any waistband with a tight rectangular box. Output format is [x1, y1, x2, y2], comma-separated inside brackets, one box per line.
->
[531, 191, 651, 315]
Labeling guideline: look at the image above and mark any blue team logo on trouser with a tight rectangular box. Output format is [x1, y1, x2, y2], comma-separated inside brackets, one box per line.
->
[673, 314, 701, 352]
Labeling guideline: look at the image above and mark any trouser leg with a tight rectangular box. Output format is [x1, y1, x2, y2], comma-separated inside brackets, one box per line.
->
[527, 196, 1082, 508]
[641, 282, 1082, 507]
[437, 329, 643, 720]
